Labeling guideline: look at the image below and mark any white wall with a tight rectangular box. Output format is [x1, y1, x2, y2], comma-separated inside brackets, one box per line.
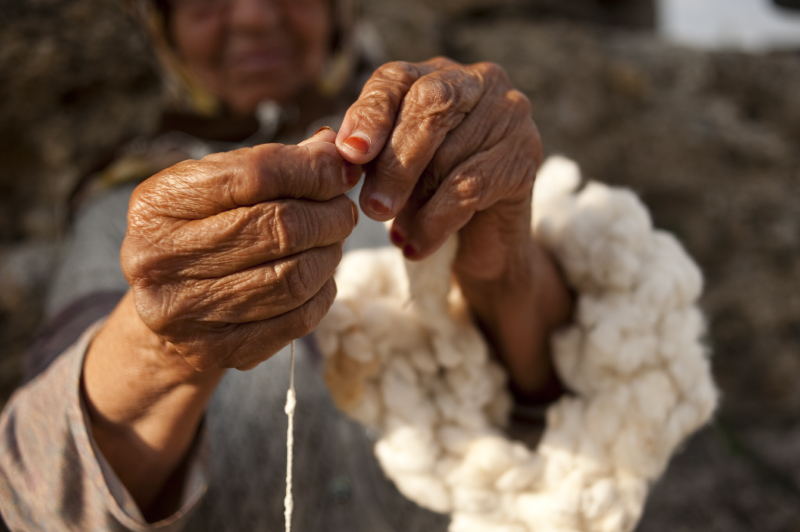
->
[658, 0, 800, 51]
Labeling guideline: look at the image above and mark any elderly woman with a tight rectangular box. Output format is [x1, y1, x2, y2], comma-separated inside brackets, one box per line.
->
[0, 0, 572, 529]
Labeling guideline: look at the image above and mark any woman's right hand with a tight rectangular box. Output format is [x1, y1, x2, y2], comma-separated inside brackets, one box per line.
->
[82, 128, 358, 518]
[121, 128, 360, 372]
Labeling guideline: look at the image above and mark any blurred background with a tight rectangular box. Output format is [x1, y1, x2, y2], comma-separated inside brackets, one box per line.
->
[0, 0, 799, 529]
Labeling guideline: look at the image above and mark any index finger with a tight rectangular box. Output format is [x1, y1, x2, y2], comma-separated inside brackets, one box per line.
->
[335, 58, 488, 220]
[136, 139, 362, 220]
[335, 58, 453, 162]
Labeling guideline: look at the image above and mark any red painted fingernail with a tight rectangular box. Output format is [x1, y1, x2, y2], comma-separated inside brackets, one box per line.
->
[366, 193, 392, 216]
[403, 243, 418, 258]
[314, 126, 334, 136]
[390, 228, 405, 246]
[343, 133, 370, 154]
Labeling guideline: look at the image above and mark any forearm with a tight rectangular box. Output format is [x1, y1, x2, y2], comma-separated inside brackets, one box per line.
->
[82, 291, 224, 520]
[456, 238, 573, 401]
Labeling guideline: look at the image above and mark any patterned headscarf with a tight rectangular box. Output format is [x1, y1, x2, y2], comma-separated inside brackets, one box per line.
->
[123, 0, 361, 116]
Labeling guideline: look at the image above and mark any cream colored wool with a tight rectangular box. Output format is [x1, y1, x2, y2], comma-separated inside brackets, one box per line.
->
[316, 156, 718, 532]
[284, 340, 296, 532]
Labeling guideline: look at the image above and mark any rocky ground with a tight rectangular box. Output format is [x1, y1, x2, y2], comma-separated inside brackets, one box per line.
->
[1, 0, 799, 529]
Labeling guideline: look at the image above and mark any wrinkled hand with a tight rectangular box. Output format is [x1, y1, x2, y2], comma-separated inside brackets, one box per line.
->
[336, 58, 571, 399]
[335, 57, 543, 281]
[121, 129, 360, 371]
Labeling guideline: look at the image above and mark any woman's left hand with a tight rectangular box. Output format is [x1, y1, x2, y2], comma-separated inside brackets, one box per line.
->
[335, 57, 573, 399]
[336, 57, 540, 278]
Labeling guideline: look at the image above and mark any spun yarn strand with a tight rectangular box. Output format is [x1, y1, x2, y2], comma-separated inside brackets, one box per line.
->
[284, 340, 296, 532]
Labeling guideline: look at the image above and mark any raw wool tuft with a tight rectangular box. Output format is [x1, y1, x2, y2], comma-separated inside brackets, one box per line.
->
[317, 155, 718, 532]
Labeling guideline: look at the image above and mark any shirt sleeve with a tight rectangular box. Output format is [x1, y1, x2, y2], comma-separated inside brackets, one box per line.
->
[44, 183, 136, 320]
[0, 321, 209, 532]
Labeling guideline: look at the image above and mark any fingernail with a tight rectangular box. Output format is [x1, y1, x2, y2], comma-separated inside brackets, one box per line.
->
[403, 243, 418, 259]
[350, 201, 359, 225]
[343, 133, 371, 154]
[390, 227, 405, 246]
[315, 126, 334, 136]
[366, 192, 392, 216]
[342, 161, 361, 186]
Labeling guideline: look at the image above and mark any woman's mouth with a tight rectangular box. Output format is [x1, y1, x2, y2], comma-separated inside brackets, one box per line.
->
[229, 48, 291, 75]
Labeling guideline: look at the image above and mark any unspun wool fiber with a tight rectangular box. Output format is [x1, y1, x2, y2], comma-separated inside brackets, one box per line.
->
[316, 156, 717, 532]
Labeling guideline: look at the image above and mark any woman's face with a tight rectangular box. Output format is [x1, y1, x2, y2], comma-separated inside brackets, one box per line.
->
[170, 0, 332, 115]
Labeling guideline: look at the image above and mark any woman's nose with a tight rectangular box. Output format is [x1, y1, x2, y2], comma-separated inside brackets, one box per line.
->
[229, 0, 281, 32]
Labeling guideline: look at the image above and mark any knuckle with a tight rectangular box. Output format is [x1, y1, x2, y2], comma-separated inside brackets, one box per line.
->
[507, 89, 532, 115]
[127, 187, 158, 231]
[426, 56, 458, 69]
[342, 197, 358, 233]
[121, 238, 165, 283]
[409, 76, 457, 116]
[267, 202, 313, 255]
[376, 60, 417, 83]
[233, 148, 264, 201]
[310, 149, 340, 182]
[475, 61, 511, 85]
[281, 254, 317, 303]
[313, 197, 354, 241]
[355, 89, 398, 130]
[293, 143, 342, 197]
[128, 185, 148, 214]
[451, 171, 484, 209]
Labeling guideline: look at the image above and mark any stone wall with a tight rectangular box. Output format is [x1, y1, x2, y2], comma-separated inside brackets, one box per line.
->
[1, 0, 800, 529]
[0, 0, 162, 401]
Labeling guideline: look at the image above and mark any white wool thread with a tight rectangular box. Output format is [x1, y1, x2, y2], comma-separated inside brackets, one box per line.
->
[316, 156, 718, 532]
[284, 340, 296, 532]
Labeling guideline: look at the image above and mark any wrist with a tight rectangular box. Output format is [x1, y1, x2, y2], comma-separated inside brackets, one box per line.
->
[455, 237, 573, 399]
[88, 291, 222, 397]
[82, 290, 223, 516]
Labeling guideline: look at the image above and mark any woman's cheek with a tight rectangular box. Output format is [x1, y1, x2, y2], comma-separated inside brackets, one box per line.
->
[171, 11, 227, 88]
[289, 5, 331, 79]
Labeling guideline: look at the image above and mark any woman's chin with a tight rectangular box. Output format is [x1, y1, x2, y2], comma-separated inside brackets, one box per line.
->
[223, 73, 317, 115]
[223, 87, 293, 116]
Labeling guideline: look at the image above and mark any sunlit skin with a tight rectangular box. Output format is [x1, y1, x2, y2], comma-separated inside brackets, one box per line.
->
[170, 0, 331, 113]
[81, 0, 574, 523]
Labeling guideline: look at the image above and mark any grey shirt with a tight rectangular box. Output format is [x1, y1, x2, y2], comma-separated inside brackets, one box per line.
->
[1, 181, 450, 531]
